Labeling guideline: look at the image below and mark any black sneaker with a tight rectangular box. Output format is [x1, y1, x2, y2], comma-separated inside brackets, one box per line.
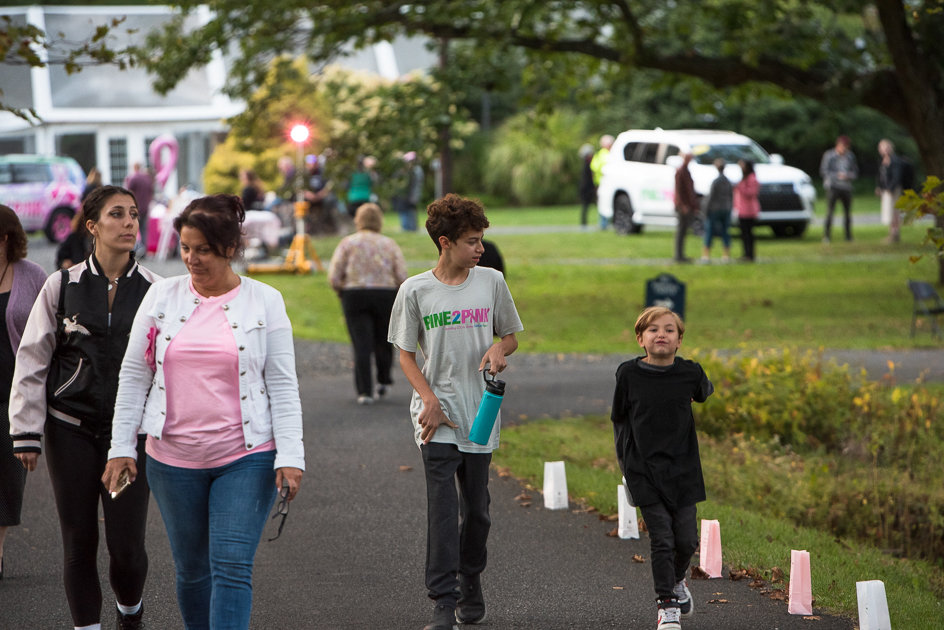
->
[116, 603, 145, 629]
[456, 573, 487, 624]
[422, 602, 458, 630]
[673, 579, 693, 616]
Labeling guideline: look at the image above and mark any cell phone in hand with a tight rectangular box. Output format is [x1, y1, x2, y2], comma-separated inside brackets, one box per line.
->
[110, 469, 132, 500]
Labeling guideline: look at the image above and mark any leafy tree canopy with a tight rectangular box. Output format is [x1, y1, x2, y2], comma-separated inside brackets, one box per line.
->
[133, 2, 942, 168]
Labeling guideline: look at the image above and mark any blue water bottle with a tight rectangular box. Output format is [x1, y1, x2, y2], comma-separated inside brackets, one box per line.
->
[469, 371, 505, 445]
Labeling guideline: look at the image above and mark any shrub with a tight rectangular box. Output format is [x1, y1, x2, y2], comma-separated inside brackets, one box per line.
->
[694, 349, 944, 563]
[482, 109, 592, 206]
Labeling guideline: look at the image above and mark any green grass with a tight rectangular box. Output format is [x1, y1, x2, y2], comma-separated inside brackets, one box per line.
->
[493, 415, 944, 626]
[259, 206, 941, 352]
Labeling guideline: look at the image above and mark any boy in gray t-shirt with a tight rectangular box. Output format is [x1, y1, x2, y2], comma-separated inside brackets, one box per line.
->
[388, 194, 523, 630]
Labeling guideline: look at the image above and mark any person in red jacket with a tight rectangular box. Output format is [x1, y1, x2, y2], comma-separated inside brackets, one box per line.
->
[734, 160, 760, 262]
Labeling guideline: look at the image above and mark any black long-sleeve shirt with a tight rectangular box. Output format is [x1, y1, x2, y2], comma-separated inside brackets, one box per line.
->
[611, 356, 713, 510]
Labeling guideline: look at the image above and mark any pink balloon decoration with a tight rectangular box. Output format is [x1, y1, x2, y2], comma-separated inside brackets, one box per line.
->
[148, 135, 179, 190]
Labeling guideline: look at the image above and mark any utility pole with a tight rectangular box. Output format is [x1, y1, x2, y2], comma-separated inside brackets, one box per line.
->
[437, 37, 453, 196]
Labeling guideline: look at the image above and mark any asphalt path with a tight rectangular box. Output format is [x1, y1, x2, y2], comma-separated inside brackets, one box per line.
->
[3, 231, 937, 629]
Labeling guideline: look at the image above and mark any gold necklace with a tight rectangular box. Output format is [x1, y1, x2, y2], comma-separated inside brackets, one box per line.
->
[0, 261, 9, 288]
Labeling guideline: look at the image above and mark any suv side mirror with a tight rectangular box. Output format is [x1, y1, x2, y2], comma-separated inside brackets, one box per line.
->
[769, 154, 784, 165]
[665, 155, 684, 169]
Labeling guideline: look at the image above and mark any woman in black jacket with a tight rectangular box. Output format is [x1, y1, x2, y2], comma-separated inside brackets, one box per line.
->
[9, 185, 161, 630]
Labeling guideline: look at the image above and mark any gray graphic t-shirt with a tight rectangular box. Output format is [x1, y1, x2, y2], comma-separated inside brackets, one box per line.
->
[388, 266, 524, 453]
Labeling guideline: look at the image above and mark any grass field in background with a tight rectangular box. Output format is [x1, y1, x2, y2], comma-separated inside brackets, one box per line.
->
[262, 202, 941, 352]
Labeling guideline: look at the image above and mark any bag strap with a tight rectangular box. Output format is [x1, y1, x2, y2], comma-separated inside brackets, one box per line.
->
[55, 268, 68, 335]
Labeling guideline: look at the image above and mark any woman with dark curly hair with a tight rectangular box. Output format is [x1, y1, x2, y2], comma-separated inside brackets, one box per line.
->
[103, 194, 305, 630]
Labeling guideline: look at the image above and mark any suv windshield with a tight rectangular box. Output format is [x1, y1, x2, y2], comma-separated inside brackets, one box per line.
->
[690, 142, 769, 165]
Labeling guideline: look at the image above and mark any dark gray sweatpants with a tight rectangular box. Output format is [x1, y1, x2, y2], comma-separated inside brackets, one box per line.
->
[421, 442, 491, 606]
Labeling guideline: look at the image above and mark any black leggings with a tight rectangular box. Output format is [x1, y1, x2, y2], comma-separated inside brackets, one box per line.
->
[340, 288, 397, 397]
[45, 419, 150, 626]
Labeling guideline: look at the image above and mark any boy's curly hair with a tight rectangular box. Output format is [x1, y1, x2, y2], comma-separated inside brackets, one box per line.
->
[634, 306, 685, 339]
[425, 194, 490, 253]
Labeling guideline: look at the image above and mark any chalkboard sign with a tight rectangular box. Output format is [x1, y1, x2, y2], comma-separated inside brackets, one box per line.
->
[645, 273, 686, 320]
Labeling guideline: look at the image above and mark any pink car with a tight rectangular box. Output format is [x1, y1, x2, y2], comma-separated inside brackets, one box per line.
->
[0, 154, 85, 243]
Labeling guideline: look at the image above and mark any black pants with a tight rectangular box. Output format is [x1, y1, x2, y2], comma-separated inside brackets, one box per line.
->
[45, 420, 150, 626]
[674, 210, 695, 260]
[638, 501, 698, 601]
[340, 288, 397, 397]
[739, 217, 757, 261]
[824, 188, 853, 241]
[421, 443, 491, 607]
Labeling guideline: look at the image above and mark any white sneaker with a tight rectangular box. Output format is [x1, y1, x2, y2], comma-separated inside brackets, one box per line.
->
[357, 395, 374, 405]
[657, 605, 681, 630]
[673, 579, 693, 616]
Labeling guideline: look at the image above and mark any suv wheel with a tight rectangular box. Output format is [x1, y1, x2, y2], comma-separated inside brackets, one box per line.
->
[613, 193, 642, 235]
[771, 222, 807, 238]
[45, 207, 75, 243]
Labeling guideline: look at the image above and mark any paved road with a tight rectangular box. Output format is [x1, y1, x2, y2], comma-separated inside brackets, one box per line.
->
[4, 233, 935, 628]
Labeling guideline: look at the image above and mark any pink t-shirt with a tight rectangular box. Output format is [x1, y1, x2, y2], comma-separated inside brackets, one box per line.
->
[146, 280, 274, 468]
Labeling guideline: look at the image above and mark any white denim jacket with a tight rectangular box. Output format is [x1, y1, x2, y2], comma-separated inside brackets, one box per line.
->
[108, 275, 305, 471]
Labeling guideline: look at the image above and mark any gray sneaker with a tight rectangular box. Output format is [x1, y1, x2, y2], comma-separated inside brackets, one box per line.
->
[673, 579, 693, 616]
[423, 602, 458, 630]
[456, 573, 487, 624]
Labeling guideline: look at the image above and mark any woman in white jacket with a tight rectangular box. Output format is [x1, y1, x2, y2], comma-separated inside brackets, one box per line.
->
[103, 194, 305, 630]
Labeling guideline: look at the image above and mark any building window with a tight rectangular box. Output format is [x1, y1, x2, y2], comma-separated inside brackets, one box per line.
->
[109, 138, 128, 184]
[145, 136, 158, 170]
[56, 133, 96, 174]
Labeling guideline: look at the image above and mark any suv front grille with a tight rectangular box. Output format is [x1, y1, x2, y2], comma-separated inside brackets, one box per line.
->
[759, 184, 802, 212]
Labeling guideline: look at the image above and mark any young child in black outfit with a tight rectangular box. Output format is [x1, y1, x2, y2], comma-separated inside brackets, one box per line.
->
[611, 306, 714, 630]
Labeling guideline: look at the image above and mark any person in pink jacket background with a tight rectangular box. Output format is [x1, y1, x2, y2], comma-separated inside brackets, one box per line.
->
[734, 160, 760, 262]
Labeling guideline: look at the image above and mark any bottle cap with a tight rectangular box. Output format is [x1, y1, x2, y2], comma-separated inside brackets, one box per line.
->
[483, 370, 505, 395]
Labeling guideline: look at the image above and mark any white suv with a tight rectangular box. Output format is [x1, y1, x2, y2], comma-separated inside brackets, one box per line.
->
[597, 129, 816, 237]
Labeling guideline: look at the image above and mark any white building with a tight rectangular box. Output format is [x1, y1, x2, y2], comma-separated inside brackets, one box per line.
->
[0, 4, 435, 195]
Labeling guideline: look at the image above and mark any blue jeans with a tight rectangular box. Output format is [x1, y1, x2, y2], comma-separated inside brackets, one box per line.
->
[147, 452, 277, 630]
[703, 210, 732, 248]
